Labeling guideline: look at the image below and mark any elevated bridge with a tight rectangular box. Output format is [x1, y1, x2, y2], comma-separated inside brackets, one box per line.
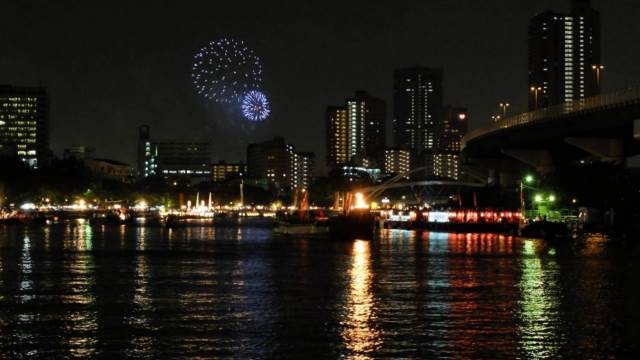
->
[462, 88, 640, 178]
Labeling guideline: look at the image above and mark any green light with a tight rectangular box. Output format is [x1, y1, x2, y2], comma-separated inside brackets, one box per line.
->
[525, 175, 534, 184]
[548, 195, 556, 202]
[534, 194, 543, 203]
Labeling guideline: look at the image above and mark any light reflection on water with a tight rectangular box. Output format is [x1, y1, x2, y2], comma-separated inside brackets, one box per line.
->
[0, 225, 637, 358]
[342, 240, 381, 359]
[518, 239, 562, 359]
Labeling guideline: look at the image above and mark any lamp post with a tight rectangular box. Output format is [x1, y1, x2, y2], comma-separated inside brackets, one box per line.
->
[520, 174, 534, 221]
[499, 102, 510, 118]
[530, 86, 543, 109]
[239, 173, 244, 207]
[591, 64, 604, 92]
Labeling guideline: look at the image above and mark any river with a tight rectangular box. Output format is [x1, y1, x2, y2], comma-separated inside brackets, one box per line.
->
[0, 223, 638, 358]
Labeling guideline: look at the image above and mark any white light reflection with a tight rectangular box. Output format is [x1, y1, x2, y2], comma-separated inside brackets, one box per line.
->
[518, 239, 563, 358]
[62, 226, 97, 357]
[126, 252, 154, 357]
[19, 235, 34, 303]
[342, 240, 381, 358]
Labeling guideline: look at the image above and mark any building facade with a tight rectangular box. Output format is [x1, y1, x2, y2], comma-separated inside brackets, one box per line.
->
[438, 106, 468, 153]
[426, 153, 460, 180]
[0, 85, 49, 168]
[384, 147, 411, 178]
[63, 145, 95, 160]
[247, 137, 314, 190]
[84, 158, 133, 183]
[247, 137, 292, 186]
[212, 161, 246, 182]
[528, 0, 600, 109]
[326, 91, 386, 168]
[393, 67, 443, 154]
[291, 151, 314, 190]
[137, 125, 211, 182]
[325, 106, 348, 167]
[431, 106, 468, 180]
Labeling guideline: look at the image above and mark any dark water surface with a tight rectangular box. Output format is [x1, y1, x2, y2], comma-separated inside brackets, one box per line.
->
[0, 224, 639, 359]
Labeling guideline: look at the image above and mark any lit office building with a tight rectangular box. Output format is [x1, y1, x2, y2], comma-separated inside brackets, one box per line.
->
[137, 125, 211, 182]
[0, 85, 49, 168]
[212, 161, 247, 182]
[528, 0, 600, 109]
[326, 91, 386, 168]
[384, 147, 411, 178]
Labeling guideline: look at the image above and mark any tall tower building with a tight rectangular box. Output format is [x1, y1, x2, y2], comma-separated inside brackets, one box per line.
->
[528, 0, 600, 109]
[326, 106, 348, 167]
[326, 91, 386, 168]
[0, 85, 49, 168]
[346, 91, 386, 166]
[393, 67, 444, 154]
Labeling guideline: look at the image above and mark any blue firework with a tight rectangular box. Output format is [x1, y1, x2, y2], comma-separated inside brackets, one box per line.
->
[241, 90, 270, 121]
[192, 38, 263, 103]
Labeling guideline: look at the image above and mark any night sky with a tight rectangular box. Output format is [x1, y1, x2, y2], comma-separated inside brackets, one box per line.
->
[2, 0, 639, 170]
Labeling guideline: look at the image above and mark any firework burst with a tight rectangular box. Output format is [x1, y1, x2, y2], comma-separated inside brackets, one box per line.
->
[241, 90, 270, 121]
[192, 38, 263, 103]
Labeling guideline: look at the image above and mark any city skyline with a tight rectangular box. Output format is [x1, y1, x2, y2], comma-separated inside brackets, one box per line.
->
[2, 0, 639, 167]
[1, 2, 640, 357]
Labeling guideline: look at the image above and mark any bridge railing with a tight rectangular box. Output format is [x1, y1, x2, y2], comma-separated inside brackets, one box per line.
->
[462, 87, 640, 148]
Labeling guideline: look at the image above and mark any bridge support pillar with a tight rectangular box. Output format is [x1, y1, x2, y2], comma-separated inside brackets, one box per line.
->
[501, 149, 554, 174]
[564, 137, 624, 163]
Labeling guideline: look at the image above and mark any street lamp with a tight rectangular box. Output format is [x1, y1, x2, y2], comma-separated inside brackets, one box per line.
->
[499, 102, 510, 118]
[530, 86, 543, 109]
[520, 174, 535, 220]
[592, 64, 604, 92]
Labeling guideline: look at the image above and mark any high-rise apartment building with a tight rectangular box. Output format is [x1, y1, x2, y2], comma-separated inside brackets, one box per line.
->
[384, 147, 411, 178]
[0, 85, 49, 168]
[291, 152, 314, 190]
[438, 106, 468, 153]
[326, 91, 386, 168]
[247, 136, 314, 190]
[393, 67, 443, 154]
[326, 106, 348, 166]
[429, 106, 468, 180]
[528, 0, 600, 109]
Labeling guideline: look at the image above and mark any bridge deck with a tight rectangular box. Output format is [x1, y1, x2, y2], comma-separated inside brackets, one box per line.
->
[462, 88, 640, 149]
